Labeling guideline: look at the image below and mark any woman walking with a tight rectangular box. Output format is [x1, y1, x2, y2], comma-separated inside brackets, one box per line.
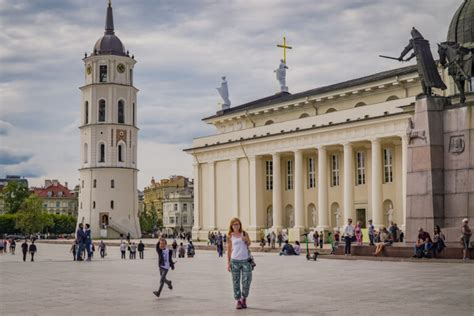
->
[355, 221, 363, 246]
[227, 217, 253, 310]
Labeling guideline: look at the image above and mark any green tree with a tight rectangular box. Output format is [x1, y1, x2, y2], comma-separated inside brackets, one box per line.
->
[3, 180, 30, 214]
[0, 214, 19, 234]
[15, 195, 53, 234]
[45, 214, 77, 234]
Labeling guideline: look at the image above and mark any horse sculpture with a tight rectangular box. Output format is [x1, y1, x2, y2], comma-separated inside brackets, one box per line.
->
[438, 42, 473, 104]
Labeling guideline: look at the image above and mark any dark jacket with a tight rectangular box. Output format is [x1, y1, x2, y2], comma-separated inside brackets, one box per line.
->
[156, 244, 175, 270]
[29, 244, 37, 253]
[21, 242, 28, 252]
[76, 228, 86, 243]
[138, 242, 145, 252]
[85, 229, 92, 244]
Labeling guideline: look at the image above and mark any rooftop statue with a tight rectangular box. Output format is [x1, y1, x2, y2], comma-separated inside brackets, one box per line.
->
[438, 42, 473, 104]
[274, 59, 288, 92]
[216, 76, 231, 109]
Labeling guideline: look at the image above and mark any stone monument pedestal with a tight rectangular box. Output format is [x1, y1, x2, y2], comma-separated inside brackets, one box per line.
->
[405, 96, 449, 242]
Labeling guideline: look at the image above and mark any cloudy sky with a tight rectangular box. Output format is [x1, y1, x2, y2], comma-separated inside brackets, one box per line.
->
[0, 0, 461, 190]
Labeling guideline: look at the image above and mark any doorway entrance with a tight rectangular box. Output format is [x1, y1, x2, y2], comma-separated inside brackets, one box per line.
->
[356, 209, 366, 228]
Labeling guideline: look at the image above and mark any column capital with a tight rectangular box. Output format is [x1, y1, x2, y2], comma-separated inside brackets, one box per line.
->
[293, 149, 303, 154]
[229, 157, 239, 162]
[316, 145, 326, 150]
[369, 137, 381, 143]
[271, 152, 282, 157]
[342, 142, 353, 148]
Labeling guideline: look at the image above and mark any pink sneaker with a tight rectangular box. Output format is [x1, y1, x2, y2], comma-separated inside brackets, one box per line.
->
[241, 298, 247, 309]
[236, 300, 242, 310]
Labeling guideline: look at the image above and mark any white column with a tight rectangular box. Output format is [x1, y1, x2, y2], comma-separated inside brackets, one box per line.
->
[230, 158, 239, 219]
[401, 135, 408, 232]
[343, 142, 354, 223]
[272, 153, 283, 230]
[317, 146, 329, 229]
[208, 161, 216, 230]
[248, 156, 261, 239]
[294, 150, 304, 228]
[371, 138, 383, 228]
[192, 163, 201, 234]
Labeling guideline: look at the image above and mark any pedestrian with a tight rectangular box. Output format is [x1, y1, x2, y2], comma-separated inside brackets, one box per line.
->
[277, 232, 283, 248]
[319, 232, 323, 249]
[153, 238, 175, 298]
[327, 232, 336, 254]
[70, 241, 77, 261]
[10, 239, 16, 255]
[172, 239, 178, 258]
[76, 223, 86, 261]
[99, 240, 106, 258]
[29, 240, 37, 262]
[0, 239, 4, 254]
[461, 218, 471, 260]
[355, 221, 363, 245]
[343, 218, 355, 255]
[127, 232, 131, 243]
[270, 231, 276, 249]
[187, 241, 195, 258]
[84, 223, 92, 261]
[120, 241, 127, 259]
[259, 238, 265, 252]
[138, 240, 145, 259]
[131, 242, 137, 259]
[21, 239, 28, 262]
[178, 242, 185, 258]
[227, 217, 253, 310]
[313, 231, 319, 248]
[217, 235, 224, 257]
[91, 242, 95, 259]
[368, 219, 375, 246]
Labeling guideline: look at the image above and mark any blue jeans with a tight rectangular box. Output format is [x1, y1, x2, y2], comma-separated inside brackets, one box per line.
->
[76, 243, 85, 260]
[414, 242, 432, 256]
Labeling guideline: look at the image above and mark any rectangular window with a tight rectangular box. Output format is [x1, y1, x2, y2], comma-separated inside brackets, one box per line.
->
[93, 201, 96, 209]
[331, 154, 340, 187]
[308, 157, 316, 189]
[356, 151, 366, 185]
[174, 204, 178, 211]
[265, 160, 273, 190]
[383, 148, 393, 183]
[93, 179, 97, 188]
[99, 65, 107, 82]
[130, 69, 133, 85]
[286, 160, 293, 190]
[111, 179, 115, 188]
[183, 203, 187, 212]
[84, 101, 89, 124]
[183, 216, 187, 224]
[170, 217, 175, 224]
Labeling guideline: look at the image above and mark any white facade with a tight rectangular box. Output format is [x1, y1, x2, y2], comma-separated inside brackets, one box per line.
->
[163, 188, 194, 234]
[187, 66, 434, 242]
[77, 2, 140, 238]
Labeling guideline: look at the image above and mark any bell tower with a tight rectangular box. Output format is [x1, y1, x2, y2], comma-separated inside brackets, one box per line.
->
[78, 1, 141, 238]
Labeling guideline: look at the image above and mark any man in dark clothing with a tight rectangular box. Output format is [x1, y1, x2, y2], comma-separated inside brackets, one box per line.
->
[29, 240, 37, 262]
[76, 223, 86, 261]
[413, 227, 433, 258]
[279, 240, 296, 256]
[138, 240, 145, 259]
[85, 223, 92, 261]
[154, 238, 175, 298]
[21, 239, 28, 262]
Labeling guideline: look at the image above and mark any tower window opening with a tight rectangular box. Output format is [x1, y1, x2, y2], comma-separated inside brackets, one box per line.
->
[98, 100, 106, 122]
[118, 144, 124, 162]
[99, 144, 105, 163]
[118, 100, 125, 123]
[99, 65, 107, 82]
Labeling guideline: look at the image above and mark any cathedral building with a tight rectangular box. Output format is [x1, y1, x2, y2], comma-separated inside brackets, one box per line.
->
[186, 1, 474, 242]
[77, 1, 140, 238]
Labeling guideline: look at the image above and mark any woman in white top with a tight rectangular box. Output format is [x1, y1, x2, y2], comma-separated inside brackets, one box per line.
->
[226, 217, 252, 310]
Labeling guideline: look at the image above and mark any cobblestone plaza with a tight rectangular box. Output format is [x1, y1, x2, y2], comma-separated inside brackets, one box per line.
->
[0, 243, 472, 315]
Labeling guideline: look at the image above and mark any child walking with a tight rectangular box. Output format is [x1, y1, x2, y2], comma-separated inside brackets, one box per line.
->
[227, 217, 253, 310]
[153, 238, 175, 298]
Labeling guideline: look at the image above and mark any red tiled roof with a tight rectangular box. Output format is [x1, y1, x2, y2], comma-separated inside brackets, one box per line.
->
[33, 182, 75, 198]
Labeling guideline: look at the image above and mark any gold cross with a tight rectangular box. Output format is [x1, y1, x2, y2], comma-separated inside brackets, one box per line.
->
[277, 36, 292, 63]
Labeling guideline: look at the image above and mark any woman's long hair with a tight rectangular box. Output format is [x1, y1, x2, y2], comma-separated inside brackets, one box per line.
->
[227, 217, 243, 237]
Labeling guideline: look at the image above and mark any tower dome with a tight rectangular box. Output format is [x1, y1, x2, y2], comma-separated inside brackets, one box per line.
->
[93, 1, 126, 56]
[447, 0, 474, 48]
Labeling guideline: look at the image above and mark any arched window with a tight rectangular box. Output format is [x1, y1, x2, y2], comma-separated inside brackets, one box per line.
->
[354, 102, 366, 107]
[326, 108, 337, 113]
[84, 101, 89, 124]
[299, 113, 310, 119]
[264, 120, 274, 125]
[99, 143, 105, 163]
[118, 144, 124, 162]
[386, 95, 399, 101]
[84, 143, 88, 163]
[98, 100, 106, 122]
[118, 100, 125, 123]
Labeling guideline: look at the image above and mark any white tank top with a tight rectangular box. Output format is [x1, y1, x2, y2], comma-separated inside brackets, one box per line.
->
[231, 234, 249, 260]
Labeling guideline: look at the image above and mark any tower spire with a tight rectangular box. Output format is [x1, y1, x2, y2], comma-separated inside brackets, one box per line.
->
[105, 0, 114, 35]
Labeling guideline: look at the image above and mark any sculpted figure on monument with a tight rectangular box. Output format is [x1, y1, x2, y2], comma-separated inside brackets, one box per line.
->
[438, 42, 473, 103]
[216, 76, 231, 108]
[274, 59, 288, 92]
[397, 27, 447, 96]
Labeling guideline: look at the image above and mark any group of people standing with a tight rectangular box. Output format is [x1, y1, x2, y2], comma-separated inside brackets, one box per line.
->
[119, 240, 145, 259]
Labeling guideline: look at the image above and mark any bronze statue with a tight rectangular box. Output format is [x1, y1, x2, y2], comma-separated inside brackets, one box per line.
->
[397, 27, 447, 95]
[438, 42, 473, 103]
